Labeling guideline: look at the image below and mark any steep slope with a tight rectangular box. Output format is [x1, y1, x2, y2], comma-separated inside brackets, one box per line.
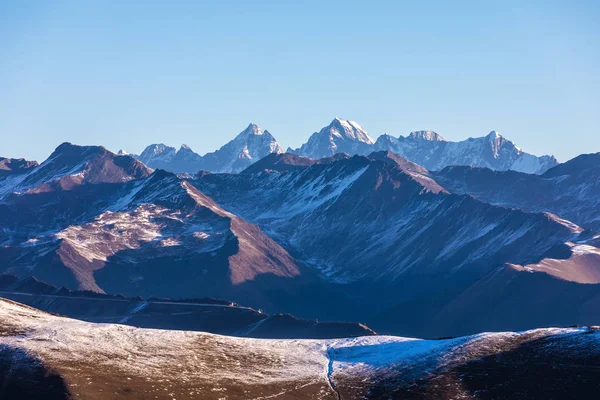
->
[288, 117, 375, 158]
[136, 123, 284, 174]
[373, 130, 557, 174]
[195, 151, 578, 284]
[0, 167, 306, 308]
[0, 144, 349, 314]
[434, 152, 600, 230]
[1, 298, 600, 400]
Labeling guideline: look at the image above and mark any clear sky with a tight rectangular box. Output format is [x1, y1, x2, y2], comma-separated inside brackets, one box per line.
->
[1, 0, 598, 163]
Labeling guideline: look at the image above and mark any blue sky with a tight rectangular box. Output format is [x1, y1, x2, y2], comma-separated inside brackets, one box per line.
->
[1, 0, 598, 162]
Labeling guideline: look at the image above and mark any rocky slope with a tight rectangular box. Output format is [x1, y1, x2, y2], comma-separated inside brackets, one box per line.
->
[194, 151, 579, 284]
[192, 151, 600, 336]
[0, 144, 342, 314]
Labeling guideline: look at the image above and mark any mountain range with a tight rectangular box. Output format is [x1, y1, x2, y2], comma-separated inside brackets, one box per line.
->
[134, 123, 284, 174]
[119, 118, 557, 175]
[1, 139, 599, 337]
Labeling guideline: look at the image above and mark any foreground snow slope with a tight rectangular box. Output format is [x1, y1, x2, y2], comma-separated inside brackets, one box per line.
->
[1, 298, 600, 400]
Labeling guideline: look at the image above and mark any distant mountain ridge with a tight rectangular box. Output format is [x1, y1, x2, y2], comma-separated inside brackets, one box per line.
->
[117, 118, 557, 175]
[285, 118, 557, 174]
[372, 129, 558, 174]
[287, 117, 375, 159]
[134, 123, 284, 174]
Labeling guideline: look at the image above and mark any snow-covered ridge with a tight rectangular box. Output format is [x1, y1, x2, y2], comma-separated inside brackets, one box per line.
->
[0, 298, 598, 399]
[284, 120, 557, 174]
[74, 118, 558, 175]
[133, 123, 284, 174]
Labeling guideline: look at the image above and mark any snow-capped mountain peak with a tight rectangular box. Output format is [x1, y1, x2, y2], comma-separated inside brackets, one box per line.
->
[237, 123, 264, 137]
[138, 143, 177, 166]
[289, 117, 375, 159]
[134, 123, 284, 174]
[486, 130, 504, 144]
[330, 117, 374, 144]
[207, 123, 284, 172]
[408, 130, 445, 142]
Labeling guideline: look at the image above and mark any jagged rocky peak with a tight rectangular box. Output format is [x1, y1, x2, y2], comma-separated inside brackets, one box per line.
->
[408, 130, 445, 142]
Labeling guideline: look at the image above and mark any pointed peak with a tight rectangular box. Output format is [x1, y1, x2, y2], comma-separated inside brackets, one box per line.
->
[323, 117, 374, 144]
[330, 117, 362, 129]
[487, 130, 502, 140]
[408, 130, 445, 142]
[237, 123, 264, 137]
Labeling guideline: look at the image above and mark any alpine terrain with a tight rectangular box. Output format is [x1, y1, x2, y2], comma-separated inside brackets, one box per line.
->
[0, 123, 598, 399]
